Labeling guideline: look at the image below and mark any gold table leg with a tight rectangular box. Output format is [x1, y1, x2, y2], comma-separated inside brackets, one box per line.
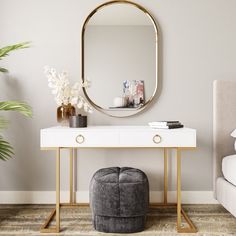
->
[70, 148, 73, 204]
[164, 148, 168, 205]
[177, 147, 182, 228]
[40, 147, 60, 233]
[73, 148, 77, 203]
[56, 148, 60, 232]
[41, 147, 79, 233]
[176, 148, 197, 233]
[155, 148, 197, 233]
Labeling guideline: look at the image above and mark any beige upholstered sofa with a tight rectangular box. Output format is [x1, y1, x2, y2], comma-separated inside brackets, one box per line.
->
[213, 80, 236, 217]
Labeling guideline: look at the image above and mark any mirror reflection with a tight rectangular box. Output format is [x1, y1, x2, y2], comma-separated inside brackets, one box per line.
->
[83, 2, 158, 117]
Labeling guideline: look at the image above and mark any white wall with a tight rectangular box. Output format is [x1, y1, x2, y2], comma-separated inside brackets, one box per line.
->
[1, 0, 236, 201]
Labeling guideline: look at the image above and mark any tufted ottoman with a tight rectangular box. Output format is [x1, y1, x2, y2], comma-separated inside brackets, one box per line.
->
[89, 167, 149, 233]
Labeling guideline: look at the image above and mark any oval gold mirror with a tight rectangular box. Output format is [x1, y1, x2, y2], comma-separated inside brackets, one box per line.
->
[82, 1, 158, 117]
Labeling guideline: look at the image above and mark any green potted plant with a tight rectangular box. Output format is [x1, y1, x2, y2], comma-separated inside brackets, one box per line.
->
[0, 42, 32, 160]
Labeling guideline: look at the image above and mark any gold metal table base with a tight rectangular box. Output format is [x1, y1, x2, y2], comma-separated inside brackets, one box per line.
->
[40, 147, 197, 234]
[152, 203, 197, 233]
[40, 203, 87, 233]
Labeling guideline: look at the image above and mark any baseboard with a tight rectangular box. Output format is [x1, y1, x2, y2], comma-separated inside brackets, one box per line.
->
[0, 191, 218, 204]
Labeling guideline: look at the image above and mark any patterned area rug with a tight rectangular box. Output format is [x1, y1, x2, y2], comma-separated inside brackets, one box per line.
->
[0, 204, 235, 235]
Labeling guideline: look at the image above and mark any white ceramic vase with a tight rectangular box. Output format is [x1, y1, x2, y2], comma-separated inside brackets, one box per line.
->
[113, 97, 127, 107]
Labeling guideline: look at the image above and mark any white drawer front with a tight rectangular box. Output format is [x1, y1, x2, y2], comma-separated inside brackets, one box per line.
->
[119, 130, 196, 147]
[41, 130, 119, 147]
[41, 127, 196, 148]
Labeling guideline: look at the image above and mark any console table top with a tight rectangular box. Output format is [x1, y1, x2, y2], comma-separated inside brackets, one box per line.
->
[41, 125, 195, 132]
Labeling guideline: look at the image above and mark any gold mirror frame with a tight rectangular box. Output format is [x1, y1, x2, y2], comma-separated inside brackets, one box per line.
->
[81, 0, 159, 117]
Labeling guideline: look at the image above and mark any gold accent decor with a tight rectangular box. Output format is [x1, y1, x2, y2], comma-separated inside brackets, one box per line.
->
[76, 135, 85, 144]
[69, 148, 73, 204]
[81, 0, 159, 117]
[40, 146, 197, 234]
[153, 134, 162, 144]
[164, 148, 168, 204]
[56, 148, 60, 232]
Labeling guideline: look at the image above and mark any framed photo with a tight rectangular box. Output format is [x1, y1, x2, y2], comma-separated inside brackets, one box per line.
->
[123, 80, 144, 108]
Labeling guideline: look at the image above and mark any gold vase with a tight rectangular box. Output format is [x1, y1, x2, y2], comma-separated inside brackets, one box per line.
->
[57, 103, 76, 125]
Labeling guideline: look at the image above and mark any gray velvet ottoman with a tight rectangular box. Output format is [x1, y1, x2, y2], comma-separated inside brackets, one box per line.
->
[89, 167, 149, 233]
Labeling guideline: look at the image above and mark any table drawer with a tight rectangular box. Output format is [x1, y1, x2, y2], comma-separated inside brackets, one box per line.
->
[41, 130, 119, 147]
[119, 129, 196, 147]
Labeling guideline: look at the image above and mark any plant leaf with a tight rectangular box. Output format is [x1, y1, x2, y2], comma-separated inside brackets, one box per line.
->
[0, 67, 8, 73]
[0, 101, 32, 118]
[0, 116, 9, 130]
[0, 136, 14, 161]
[0, 42, 31, 60]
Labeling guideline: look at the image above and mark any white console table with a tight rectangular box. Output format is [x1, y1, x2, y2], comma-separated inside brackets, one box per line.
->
[40, 126, 197, 233]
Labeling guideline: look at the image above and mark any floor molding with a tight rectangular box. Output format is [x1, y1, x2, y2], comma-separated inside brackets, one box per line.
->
[0, 191, 218, 204]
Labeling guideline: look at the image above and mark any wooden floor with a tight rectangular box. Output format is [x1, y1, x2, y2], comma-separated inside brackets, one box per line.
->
[0, 204, 235, 235]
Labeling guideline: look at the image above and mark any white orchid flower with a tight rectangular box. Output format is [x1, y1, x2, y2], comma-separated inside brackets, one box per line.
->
[77, 99, 83, 109]
[44, 66, 93, 113]
[71, 97, 78, 105]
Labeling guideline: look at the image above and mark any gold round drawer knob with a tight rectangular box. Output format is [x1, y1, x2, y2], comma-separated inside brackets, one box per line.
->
[153, 134, 161, 144]
[76, 135, 85, 144]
